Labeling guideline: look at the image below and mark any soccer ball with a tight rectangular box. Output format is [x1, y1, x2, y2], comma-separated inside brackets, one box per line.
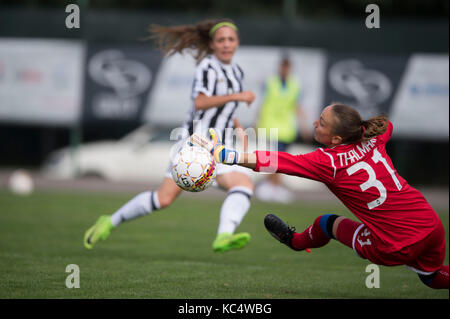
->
[171, 145, 216, 192]
[8, 169, 34, 196]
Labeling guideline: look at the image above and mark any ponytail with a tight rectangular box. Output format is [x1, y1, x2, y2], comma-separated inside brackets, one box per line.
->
[331, 103, 388, 144]
[361, 115, 389, 142]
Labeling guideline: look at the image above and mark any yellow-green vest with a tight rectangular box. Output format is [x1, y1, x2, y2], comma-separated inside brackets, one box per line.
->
[258, 75, 300, 143]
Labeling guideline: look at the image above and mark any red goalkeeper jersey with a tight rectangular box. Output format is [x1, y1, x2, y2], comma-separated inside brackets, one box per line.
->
[254, 122, 441, 253]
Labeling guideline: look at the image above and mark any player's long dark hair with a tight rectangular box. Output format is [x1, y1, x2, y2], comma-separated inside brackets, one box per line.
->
[331, 103, 388, 144]
[147, 18, 238, 64]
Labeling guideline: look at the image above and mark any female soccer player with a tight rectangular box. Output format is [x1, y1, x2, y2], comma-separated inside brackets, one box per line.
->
[194, 103, 448, 289]
[84, 19, 256, 253]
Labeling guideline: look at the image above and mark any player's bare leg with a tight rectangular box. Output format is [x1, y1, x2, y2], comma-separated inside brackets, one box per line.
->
[109, 177, 181, 226]
[214, 171, 253, 252]
[156, 177, 184, 209]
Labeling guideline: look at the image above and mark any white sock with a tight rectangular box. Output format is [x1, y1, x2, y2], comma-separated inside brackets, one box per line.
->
[110, 191, 160, 227]
[217, 186, 253, 234]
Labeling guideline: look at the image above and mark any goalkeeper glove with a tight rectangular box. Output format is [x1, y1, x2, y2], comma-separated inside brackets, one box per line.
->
[190, 128, 240, 165]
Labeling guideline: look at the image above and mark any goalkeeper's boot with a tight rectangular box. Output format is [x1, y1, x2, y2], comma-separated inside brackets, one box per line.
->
[84, 215, 114, 249]
[212, 232, 251, 253]
[264, 214, 309, 252]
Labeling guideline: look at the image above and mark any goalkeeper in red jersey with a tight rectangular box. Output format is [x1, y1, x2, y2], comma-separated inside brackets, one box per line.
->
[191, 102, 448, 290]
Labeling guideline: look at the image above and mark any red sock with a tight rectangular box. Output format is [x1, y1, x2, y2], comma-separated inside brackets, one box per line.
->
[291, 216, 331, 250]
[335, 218, 362, 248]
[428, 265, 449, 289]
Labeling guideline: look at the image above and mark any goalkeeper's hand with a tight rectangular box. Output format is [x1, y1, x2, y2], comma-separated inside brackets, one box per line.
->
[190, 128, 240, 165]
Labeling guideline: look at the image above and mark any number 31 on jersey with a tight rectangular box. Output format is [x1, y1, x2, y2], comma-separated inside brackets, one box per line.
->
[347, 149, 402, 210]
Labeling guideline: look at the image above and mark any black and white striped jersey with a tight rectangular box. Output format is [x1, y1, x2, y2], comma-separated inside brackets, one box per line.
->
[183, 54, 244, 146]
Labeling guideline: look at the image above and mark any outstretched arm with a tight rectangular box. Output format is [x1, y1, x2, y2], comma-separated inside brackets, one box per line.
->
[237, 153, 257, 169]
[190, 129, 332, 183]
[190, 129, 256, 169]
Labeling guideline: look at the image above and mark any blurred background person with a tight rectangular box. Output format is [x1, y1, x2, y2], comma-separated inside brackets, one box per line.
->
[254, 54, 312, 203]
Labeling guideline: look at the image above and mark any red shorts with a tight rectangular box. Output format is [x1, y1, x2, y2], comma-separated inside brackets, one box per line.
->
[350, 221, 446, 274]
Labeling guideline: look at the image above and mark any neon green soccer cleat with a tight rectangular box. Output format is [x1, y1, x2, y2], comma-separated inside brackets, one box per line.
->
[84, 215, 114, 249]
[212, 232, 251, 253]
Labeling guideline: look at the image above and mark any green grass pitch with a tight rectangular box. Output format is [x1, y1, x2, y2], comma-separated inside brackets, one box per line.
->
[0, 189, 448, 299]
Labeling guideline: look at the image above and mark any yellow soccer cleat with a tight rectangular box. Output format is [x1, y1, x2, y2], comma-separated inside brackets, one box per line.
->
[212, 232, 251, 253]
[83, 215, 114, 249]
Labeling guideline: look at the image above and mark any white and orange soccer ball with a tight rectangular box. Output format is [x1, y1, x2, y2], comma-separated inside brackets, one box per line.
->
[171, 145, 216, 192]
